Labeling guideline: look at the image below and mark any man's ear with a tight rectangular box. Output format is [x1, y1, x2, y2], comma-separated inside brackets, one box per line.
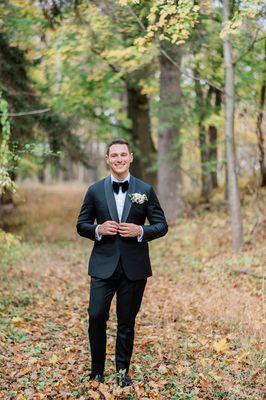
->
[105, 154, 109, 165]
[130, 153, 133, 163]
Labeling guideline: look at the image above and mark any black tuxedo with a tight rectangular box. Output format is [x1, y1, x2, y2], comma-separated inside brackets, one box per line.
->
[76, 175, 168, 375]
[77, 175, 168, 280]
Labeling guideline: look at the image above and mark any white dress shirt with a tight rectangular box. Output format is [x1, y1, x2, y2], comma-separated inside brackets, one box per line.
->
[112, 172, 130, 222]
[95, 173, 143, 241]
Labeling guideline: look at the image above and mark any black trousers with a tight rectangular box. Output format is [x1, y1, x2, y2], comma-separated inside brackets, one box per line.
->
[88, 259, 147, 375]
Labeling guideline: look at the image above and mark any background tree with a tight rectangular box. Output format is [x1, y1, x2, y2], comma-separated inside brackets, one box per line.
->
[221, 0, 244, 251]
[1, 0, 265, 250]
[255, 37, 266, 186]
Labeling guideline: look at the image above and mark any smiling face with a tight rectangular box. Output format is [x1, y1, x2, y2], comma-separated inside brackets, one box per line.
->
[106, 143, 133, 180]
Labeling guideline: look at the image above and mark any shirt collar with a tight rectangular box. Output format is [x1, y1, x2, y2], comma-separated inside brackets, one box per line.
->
[111, 172, 130, 183]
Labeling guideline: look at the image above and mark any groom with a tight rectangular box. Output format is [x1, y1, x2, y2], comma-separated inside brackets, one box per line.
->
[76, 138, 168, 387]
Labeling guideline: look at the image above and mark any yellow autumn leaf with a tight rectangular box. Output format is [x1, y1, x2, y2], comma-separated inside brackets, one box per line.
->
[147, 31, 155, 38]
[237, 351, 252, 364]
[11, 317, 24, 326]
[213, 338, 230, 353]
[147, 12, 156, 24]
[49, 354, 59, 364]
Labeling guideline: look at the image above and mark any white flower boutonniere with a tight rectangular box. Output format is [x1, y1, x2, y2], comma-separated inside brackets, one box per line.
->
[129, 192, 148, 204]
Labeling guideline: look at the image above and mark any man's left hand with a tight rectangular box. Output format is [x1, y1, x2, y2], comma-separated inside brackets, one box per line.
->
[118, 223, 141, 237]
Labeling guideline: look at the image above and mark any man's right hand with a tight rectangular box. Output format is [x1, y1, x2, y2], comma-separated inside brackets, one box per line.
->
[98, 221, 119, 236]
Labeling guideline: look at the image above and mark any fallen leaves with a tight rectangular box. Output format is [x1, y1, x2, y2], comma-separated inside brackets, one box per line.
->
[87, 389, 101, 399]
[158, 364, 168, 374]
[213, 338, 230, 354]
[0, 184, 264, 399]
[198, 372, 209, 388]
[49, 354, 59, 364]
[11, 316, 24, 326]
[16, 367, 31, 378]
[98, 383, 115, 399]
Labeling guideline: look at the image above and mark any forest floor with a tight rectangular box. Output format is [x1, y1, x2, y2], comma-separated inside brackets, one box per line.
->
[0, 182, 265, 400]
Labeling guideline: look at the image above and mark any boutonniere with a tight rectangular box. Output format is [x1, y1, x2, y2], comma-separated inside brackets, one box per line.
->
[129, 192, 148, 204]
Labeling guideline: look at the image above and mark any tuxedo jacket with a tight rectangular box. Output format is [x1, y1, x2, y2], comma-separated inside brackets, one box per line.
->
[76, 175, 168, 280]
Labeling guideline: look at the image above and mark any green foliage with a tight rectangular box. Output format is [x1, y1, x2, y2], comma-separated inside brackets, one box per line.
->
[17, 158, 39, 179]
[220, 0, 265, 38]
[0, 0, 264, 190]
[135, 0, 199, 46]
[0, 229, 26, 266]
[0, 2, 89, 178]
[0, 92, 16, 194]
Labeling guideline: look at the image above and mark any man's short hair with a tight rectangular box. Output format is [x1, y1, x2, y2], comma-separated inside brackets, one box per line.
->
[106, 138, 132, 155]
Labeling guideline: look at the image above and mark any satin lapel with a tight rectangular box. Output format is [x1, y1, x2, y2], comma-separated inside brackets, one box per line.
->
[121, 176, 136, 222]
[104, 176, 119, 222]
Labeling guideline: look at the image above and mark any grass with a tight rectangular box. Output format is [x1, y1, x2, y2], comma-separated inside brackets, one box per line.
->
[0, 182, 265, 399]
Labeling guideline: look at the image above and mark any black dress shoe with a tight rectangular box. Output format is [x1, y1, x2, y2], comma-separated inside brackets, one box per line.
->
[89, 373, 104, 383]
[117, 372, 133, 387]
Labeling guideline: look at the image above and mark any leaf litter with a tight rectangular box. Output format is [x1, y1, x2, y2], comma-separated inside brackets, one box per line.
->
[0, 183, 265, 399]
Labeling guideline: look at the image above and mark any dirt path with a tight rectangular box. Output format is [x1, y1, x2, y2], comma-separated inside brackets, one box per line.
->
[0, 184, 264, 399]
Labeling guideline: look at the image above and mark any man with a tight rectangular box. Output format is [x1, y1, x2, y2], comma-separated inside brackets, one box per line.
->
[76, 138, 168, 387]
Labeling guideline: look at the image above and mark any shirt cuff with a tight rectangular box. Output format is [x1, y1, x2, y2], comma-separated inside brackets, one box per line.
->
[137, 226, 144, 242]
[95, 224, 102, 241]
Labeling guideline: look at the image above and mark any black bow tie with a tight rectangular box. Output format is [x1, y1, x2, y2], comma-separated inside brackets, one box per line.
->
[112, 180, 129, 194]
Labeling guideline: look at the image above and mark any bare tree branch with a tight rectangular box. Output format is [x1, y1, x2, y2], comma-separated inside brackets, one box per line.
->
[234, 34, 266, 65]
[89, 46, 127, 83]
[0, 108, 50, 117]
[0, 83, 39, 97]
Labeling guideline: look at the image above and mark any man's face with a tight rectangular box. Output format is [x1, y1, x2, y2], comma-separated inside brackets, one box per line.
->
[106, 144, 133, 178]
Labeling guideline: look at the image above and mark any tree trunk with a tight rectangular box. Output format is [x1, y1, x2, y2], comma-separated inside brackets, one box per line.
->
[63, 154, 74, 181]
[222, 0, 244, 251]
[38, 167, 46, 183]
[194, 73, 212, 200]
[158, 45, 183, 221]
[127, 85, 157, 188]
[208, 88, 221, 189]
[256, 37, 266, 186]
[208, 125, 218, 188]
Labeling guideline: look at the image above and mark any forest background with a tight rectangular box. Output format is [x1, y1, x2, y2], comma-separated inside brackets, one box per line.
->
[0, 1, 265, 399]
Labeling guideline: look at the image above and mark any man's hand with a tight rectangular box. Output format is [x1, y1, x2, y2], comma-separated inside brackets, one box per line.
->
[98, 221, 119, 236]
[118, 223, 142, 237]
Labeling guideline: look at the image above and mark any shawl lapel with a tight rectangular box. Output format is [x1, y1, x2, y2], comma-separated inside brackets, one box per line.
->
[104, 176, 119, 222]
[121, 175, 136, 222]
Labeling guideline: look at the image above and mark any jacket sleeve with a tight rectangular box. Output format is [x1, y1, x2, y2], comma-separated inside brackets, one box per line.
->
[142, 186, 168, 242]
[76, 186, 97, 241]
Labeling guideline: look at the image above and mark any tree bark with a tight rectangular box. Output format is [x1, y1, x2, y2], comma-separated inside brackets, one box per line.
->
[208, 88, 221, 190]
[194, 73, 212, 200]
[158, 45, 183, 221]
[256, 37, 266, 186]
[208, 125, 218, 188]
[127, 85, 157, 188]
[222, 0, 244, 251]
